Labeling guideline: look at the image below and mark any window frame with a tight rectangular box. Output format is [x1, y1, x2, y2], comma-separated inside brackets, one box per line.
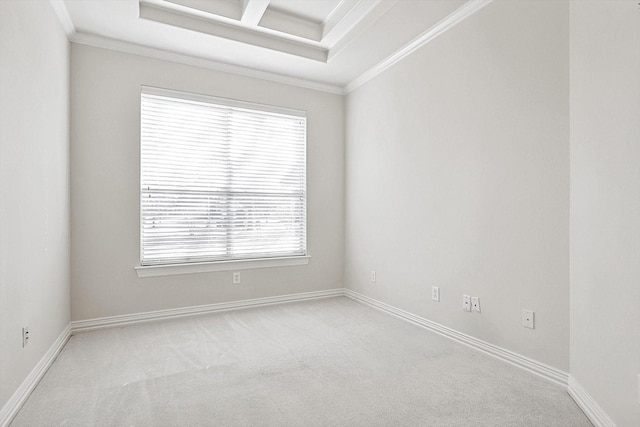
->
[135, 86, 310, 277]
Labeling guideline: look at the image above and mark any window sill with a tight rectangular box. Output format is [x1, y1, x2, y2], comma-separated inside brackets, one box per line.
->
[135, 256, 310, 278]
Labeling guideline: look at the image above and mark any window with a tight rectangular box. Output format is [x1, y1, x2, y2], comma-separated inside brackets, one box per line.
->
[140, 87, 307, 267]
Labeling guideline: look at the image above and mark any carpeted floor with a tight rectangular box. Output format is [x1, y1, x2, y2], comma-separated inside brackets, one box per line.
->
[11, 297, 591, 426]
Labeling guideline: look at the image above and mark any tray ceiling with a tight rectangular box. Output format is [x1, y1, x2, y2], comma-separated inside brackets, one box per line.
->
[51, 0, 490, 92]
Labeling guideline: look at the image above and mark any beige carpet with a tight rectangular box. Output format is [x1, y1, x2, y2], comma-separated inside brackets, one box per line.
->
[11, 297, 591, 426]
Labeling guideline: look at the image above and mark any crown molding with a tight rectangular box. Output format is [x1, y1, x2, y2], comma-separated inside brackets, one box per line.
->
[48, 0, 76, 38]
[327, 0, 397, 62]
[344, 0, 493, 93]
[322, 0, 358, 39]
[70, 32, 345, 95]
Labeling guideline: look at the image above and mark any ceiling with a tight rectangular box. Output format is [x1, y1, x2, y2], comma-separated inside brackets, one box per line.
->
[51, 0, 491, 93]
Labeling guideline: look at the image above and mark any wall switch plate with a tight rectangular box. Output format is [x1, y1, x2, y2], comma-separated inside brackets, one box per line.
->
[22, 325, 29, 347]
[232, 272, 241, 284]
[471, 296, 480, 312]
[371, 270, 376, 284]
[463, 294, 471, 312]
[522, 309, 534, 329]
[431, 286, 440, 302]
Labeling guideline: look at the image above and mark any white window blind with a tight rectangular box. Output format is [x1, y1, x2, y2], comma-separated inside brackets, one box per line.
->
[140, 87, 307, 266]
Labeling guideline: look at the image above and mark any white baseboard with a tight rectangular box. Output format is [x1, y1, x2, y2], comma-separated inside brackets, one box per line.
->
[0, 324, 71, 427]
[568, 375, 617, 427]
[3, 288, 615, 427]
[71, 288, 344, 333]
[1, 289, 341, 426]
[344, 289, 569, 388]
[72, 287, 573, 388]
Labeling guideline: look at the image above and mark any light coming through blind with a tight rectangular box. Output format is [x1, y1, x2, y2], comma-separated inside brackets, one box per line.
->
[140, 87, 307, 266]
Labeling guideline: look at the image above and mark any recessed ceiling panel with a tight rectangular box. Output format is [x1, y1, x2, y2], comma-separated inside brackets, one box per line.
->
[165, 0, 244, 21]
[139, 1, 328, 61]
[258, 7, 324, 41]
[138, 0, 385, 61]
[268, 0, 342, 23]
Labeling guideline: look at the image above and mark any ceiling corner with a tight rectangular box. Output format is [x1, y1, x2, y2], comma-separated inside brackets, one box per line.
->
[49, 0, 76, 39]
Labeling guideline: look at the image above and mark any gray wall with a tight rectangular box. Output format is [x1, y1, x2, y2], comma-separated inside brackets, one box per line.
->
[569, 1, 640, 425]
[0, 0, 71, 410]
[70, 44, 344, 321]
[345, 0, 570, 370]
[3, 1, 638, 424]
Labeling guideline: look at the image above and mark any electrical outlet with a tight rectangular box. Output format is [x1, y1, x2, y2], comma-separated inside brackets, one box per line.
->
[232, 272, 241, 284]
[522, 309, 534, 329]
[371, 270, 376, 284]
[22, 325, 29, 347]
[463, 295, 471, 312]
[471, 296, 480, 312]
[431, 286, 440, 302]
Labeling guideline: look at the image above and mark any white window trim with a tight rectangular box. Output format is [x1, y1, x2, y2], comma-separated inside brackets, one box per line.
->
[138, 85, 308, 271]
[135, 255, 310, 278]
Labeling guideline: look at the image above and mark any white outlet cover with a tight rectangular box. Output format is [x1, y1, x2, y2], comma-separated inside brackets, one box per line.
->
[463, 294, 471, 312]
[22, 325, 29, 347]
[371, 270, 376, 283]
[471, 296, 480, 312]
[232, 272, 241, 284]
[522, 309, 534, 329]
[431, 286, 440, 302]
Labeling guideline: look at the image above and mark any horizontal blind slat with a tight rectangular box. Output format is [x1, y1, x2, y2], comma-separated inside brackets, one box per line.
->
[141, 89, 307, 266]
